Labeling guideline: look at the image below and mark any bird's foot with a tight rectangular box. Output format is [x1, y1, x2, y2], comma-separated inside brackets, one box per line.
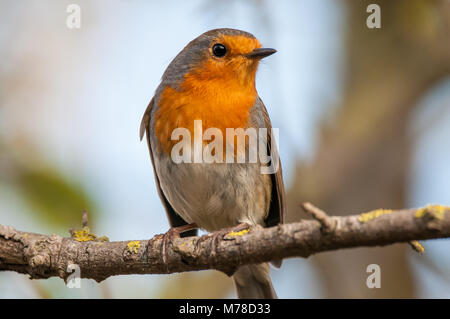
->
[161, 223, 198, 270]
[210, 222, 251, 259]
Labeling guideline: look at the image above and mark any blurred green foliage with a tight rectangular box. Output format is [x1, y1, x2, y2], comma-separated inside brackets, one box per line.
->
[0, 140, 97, 230]
[15, 166, 96, 229]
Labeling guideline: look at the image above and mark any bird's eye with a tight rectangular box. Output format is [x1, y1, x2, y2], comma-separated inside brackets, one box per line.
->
[212, 43, 227, 57]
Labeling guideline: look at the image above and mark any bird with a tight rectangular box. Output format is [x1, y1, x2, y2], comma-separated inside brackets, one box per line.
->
[140, 28, 285, 299]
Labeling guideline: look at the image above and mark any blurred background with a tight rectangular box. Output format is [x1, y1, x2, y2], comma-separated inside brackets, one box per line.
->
[1, 0, 449, 298]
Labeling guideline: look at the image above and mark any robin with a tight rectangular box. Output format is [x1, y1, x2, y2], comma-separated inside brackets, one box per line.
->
[140, 28, 285, 299]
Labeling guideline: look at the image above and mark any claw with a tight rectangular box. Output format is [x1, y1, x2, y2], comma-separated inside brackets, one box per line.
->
[210, 222, 251, 260]
[161, 223, 198, 271]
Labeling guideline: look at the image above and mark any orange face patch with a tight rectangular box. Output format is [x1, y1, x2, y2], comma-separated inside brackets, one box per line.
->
[186, 34, 262, 85]
[154, 34, 262, 157]
[214, 35, 262, 56]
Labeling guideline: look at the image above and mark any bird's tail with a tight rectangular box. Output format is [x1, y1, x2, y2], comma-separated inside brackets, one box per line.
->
[232, 263, 277, 299]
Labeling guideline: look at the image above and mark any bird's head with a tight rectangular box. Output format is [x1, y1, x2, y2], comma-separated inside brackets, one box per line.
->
[162, 28, 276, 89]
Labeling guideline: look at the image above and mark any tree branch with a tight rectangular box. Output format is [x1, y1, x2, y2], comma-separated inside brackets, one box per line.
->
[0, 204, 449, 282]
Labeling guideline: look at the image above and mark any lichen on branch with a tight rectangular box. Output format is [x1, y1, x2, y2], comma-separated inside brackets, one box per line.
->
[0, 204, 449, 283]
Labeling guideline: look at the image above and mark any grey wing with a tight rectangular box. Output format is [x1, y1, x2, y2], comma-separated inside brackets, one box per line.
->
[140, 98, 197, 237]
[257, 97, 286, 227]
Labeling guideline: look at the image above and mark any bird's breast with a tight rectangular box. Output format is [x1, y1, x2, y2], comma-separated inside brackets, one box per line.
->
[154, 78, 257, 156]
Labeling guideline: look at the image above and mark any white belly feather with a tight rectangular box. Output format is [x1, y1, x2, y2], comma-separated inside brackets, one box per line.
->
[154, 154, 271, 232]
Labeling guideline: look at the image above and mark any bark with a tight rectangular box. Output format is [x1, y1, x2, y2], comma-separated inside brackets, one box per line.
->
[0, 204, 449, 283]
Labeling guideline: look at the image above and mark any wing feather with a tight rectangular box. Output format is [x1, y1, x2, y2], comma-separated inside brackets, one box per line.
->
[140, 98, 197, 237]
[258, 97, 286, 226]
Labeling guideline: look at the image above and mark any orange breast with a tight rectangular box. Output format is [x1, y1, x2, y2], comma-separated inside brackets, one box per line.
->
[154, 60, 258, 156]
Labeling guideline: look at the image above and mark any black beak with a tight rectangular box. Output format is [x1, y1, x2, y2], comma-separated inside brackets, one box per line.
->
[246, 48, 277, 59]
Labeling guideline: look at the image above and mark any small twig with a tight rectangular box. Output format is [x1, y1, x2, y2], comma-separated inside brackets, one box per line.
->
[301, 202, 335, 233]
[409, 240, 425, 254]
[69, 211, 108, 242]
[81, 210, 89, 228]
[70, 211, 89, 239]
